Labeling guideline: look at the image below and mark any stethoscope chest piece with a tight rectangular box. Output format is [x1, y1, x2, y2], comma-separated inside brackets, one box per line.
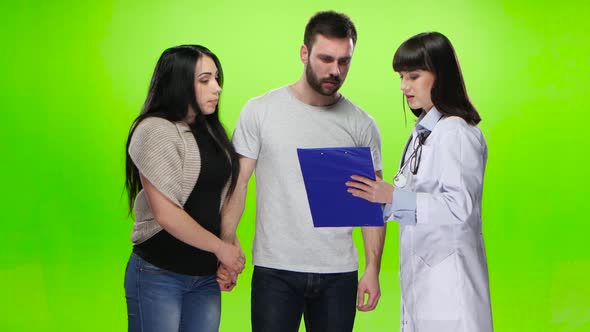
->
[394, 173, 407, 188]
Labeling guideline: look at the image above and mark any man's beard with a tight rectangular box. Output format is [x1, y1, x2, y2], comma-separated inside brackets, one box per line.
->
[305, 63, 342, 96]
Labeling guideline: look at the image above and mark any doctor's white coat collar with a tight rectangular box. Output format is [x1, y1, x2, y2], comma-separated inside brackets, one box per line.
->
[416, 106, 443, 132]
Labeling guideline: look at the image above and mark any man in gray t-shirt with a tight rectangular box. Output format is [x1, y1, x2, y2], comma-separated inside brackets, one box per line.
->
[219, 11, 386, 332]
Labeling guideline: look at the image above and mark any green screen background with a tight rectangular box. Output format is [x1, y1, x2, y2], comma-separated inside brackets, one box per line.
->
[1, 0, 589, 331]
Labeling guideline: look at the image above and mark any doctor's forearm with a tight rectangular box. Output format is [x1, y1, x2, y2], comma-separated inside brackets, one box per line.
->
[389, 188, 418, 225]
[415, 190, 476, 225]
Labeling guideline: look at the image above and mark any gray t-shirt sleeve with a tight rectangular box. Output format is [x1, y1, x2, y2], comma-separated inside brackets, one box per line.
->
[232, 99, 261, 160]
[362, 118, 383, 171]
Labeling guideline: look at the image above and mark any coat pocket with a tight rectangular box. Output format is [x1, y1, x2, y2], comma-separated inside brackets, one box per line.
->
[412, 250, 460, 321]
[413, 226, 456, 267]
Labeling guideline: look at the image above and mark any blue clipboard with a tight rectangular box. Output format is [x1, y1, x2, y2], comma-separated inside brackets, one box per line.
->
[297, 147, 383, 227]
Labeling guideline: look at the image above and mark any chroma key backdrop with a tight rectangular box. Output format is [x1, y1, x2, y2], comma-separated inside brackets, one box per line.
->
[1, 0, 588, 331]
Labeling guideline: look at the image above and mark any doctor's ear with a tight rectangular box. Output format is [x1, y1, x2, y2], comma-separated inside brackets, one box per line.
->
[300, 45, 309, 64]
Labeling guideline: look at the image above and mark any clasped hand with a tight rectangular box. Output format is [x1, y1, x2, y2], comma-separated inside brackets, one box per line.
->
[215, 240, 245, 291]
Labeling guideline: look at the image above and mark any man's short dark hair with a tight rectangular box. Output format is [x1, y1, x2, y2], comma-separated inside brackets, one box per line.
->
[304, 11, 357, 51]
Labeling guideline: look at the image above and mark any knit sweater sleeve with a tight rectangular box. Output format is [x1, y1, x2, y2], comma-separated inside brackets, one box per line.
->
[128, 117, 185, 207]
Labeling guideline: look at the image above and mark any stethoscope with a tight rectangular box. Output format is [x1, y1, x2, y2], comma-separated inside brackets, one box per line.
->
[393, 131, 430, 188]
[393, 112, 442, 188]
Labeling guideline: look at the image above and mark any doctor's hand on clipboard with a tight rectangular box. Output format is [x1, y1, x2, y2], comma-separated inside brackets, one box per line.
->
[346, 175, 395, 205]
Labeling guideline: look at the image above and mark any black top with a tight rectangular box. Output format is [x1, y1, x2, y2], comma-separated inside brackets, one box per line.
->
[133, 128, 231, 275]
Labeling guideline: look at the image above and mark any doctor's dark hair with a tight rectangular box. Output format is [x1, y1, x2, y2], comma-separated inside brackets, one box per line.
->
[304, 11, 357, 51]
[393, 32, 481, 124]
[124, 45, 239, 214]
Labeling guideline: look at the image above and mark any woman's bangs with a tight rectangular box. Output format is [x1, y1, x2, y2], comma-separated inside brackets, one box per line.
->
[393, 41, 428, 72]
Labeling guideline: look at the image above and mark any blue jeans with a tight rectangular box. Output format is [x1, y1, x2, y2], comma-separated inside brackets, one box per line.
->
[251, 266, 358, 332]
[124, 253, 221, 332]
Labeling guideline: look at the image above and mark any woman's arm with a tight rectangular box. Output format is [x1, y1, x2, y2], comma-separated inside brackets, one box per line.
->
[347, 128, 485, 226]
[141, 174, 245, 274]
[412, 129, 486, 225]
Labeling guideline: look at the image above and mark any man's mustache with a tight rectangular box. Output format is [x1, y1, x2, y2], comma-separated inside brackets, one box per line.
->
[321, 76, 341, 84]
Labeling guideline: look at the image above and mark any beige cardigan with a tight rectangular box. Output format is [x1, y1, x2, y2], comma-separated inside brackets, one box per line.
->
[128, 117, 230, 244]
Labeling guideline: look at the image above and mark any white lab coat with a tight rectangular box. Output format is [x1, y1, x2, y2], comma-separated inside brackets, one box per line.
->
[393, 113, 493, 332]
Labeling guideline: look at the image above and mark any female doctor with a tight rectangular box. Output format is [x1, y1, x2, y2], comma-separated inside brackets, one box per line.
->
[346, 32, 493, 332]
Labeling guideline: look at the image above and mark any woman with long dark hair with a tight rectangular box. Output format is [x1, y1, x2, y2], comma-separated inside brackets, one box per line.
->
[346, 32, 493, 331]
[124, 45, 245, 332]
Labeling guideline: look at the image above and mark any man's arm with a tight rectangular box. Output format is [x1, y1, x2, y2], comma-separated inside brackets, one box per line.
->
[217, 156, 256, 291]
[357, 170, 386, 311]
[220, 156, 257, 242]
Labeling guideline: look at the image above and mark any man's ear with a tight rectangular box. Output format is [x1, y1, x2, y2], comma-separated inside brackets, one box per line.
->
[300, 45, 309, 64]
